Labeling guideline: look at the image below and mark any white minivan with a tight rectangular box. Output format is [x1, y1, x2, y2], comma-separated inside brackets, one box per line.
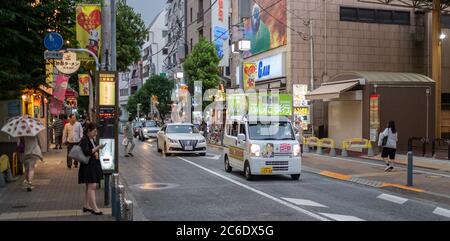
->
[223, 116, 302, 180]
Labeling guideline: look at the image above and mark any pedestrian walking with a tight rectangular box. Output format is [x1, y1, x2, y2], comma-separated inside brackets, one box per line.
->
[63, 114, 83, 169]
[22, 136, 43, 192]
[123, 117, 135, 157]
[378, 120, 398, 172]
[293, 118, 304, 154]
[52, 115, 64, 149]
[79, 122, 106, 215]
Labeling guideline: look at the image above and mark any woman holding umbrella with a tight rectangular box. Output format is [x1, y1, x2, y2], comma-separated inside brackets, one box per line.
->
[1, 116, 45, 192]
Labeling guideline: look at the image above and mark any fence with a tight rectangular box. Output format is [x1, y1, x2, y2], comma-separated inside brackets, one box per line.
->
[407, 137, 427, 157]
[431, 139, 450, 160]
[111, 173, 133, 221]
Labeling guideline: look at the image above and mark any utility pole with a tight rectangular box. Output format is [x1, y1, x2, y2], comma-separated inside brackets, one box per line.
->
[432, 0, 442, 139]
[102, 0, 112, 71]
[111, 0, 117, 72]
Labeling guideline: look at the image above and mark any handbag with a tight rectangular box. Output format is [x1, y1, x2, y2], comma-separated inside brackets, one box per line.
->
[381, 129, 389, 146]
[68, 145, 90, 164]
[122, 138, 128, 146]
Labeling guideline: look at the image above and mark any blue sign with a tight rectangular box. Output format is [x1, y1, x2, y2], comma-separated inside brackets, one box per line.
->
[258, 61, 271, 79]
[44, 32, 64, 51]
[214, 26, 228, 59]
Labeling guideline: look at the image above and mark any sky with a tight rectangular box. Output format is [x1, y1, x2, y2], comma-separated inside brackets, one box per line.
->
[126, 0, 167, 27]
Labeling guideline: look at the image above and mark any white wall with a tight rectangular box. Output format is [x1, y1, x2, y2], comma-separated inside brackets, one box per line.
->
[328, 100, 363, 150]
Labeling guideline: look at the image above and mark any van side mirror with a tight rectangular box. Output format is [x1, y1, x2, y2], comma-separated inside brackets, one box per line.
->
[238, 134, 246, 142]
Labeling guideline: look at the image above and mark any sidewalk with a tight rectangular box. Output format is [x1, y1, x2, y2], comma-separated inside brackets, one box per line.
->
[303, 152, 450, 205]
[0, 148, 113, 221]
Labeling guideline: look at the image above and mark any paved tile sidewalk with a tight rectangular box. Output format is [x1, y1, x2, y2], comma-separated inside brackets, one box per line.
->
[302, 152, 450, 205]
[0, 148, 113, 221]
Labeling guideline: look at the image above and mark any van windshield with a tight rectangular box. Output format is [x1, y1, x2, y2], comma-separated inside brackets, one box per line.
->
[248, 122, 295, 140]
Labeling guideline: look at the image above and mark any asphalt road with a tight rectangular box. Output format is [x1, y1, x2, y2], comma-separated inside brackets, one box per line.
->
[119, 138, 450, 221]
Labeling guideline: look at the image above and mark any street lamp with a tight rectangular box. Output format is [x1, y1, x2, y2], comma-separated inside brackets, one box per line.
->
[440, 32, 447, 40]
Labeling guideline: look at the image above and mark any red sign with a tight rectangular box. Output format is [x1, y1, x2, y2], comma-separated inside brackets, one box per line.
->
[279, 143, 292, 153]
[218, 0, 224, 22]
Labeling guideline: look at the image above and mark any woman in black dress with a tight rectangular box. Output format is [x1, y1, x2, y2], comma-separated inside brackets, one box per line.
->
[79, 123, 106, 215]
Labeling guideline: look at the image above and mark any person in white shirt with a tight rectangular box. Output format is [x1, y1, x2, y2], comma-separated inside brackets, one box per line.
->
[378, 120, 399, 172]
[63, 114, 84, 169]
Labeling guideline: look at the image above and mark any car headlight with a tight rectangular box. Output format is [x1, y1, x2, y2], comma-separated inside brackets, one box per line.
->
[198, 139, 206, 143]
[168, 138, 178, 144]
[251, 144, 260, 157]
[293, 144, 301, 156]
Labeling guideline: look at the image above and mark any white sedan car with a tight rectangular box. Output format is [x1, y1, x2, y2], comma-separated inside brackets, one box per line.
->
[156, 123, 207, 156]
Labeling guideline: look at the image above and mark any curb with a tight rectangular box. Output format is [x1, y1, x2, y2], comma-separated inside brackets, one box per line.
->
[303, 167, 450, 206]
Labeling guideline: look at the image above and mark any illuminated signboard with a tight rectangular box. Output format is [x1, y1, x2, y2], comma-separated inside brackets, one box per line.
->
[99, 73, 116, 106]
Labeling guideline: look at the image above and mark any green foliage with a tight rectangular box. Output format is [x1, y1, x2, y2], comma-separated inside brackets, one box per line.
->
[183, 38, 220, 91]
[126, 75, 174, 118]
[116, 1, 148, 72]
[0, 0, 77, 100]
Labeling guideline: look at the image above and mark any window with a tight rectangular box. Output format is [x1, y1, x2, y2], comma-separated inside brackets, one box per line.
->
[190, 38, 193, 52]
[162, 30, 168, 38]
[190, 8, 193, 23]
[340, 6, 409, 25]
[230, 122, 238, 137]
[239, 124, 246, 137]
[120, 88, 129, 97]
[443, 14, 450, 29]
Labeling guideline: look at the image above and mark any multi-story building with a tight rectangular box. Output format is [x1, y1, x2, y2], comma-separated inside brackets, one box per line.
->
[164, 0, 186, 77]
[186, 0, 232, 81]
[142, 9, 168, 81]
[229, 0, 450, 150]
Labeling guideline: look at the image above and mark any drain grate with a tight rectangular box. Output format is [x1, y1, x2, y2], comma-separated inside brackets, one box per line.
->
[11, 205, 27, 209]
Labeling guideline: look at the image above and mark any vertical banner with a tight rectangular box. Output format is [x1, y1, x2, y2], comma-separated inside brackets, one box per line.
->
[243, 63, 257, 90]
[370, 94, 380, 142]
[211, 0, 230, 67]
[78, 74, 90, 96]
[53, 75, 69, 101]
[45, 61, 56, 84]
[49, 97, 63, 115]
[99, 73, 116, 106]
[76, 4, 102, 61]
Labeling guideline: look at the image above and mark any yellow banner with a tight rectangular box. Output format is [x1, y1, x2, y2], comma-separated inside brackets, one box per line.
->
[76, 4, 101, 61]
[78, 74, 90, 96]
[243, 63, 256, 91]
[45, 61, 55, 84]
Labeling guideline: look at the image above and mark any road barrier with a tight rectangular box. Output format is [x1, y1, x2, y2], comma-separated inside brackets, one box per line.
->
[317, 138, 337, 157]
[431, 139, 450, 160]
[111, 174, 133, 221]
[304, 137, 320, 153]
[342, 138, 374, 157]
[408, 137, 427, 157]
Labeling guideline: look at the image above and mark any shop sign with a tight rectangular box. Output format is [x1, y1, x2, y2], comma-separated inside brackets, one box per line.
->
[54, 51, 81, 75]
[99, 73, 116, 106]
[254, 53, 284, 81]
[370, 93, 380, 142]
[293, 84, 308, 107]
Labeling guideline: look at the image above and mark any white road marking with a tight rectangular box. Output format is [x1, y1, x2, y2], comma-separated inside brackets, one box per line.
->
[281, 198, 328, 208]
[204, 154, 221, 160]
[319, 213, 365, 221]
[377, 193, 408, 205]
[433, 207, 450, 219]
[306, 153, 450, 178]
[177, 157, 330, 221]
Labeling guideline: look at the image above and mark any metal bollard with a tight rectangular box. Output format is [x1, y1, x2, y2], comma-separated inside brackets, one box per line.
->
[124, 200, 133, 221]
[111, 173, 119, 217]
[116, 185, 125, 221]
[407, 151, 413, 186]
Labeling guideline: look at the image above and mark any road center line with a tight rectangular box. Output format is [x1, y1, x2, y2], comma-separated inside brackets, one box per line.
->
[177, 157, 330, 221]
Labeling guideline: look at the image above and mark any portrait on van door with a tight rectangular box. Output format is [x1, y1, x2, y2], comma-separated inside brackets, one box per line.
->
[263, 143, 275, 158]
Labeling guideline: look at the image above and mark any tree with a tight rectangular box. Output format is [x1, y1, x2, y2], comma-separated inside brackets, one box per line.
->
[183, 38, 220, 91]
[126, 75, 174, 118]
[0, 0, 77, 100]
[116, 2, 148, 72]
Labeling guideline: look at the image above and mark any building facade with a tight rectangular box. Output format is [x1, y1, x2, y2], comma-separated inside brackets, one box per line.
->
[142, 9, 168, 80]
[164, 0, 187, 77]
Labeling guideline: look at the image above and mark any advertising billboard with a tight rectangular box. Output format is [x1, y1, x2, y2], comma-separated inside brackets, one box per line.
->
[211, 0, 230, 67]
[243, 0, 287, 57]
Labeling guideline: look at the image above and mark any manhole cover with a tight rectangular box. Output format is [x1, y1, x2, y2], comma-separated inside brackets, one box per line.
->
[11, 205, 27, 209]
[132, 183, 179, 190]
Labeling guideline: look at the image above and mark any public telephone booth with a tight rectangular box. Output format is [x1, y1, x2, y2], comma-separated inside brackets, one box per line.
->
[305, 71, 435, 152]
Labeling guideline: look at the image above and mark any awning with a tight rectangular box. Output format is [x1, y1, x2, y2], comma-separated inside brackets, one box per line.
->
[305, 80, 360, 100]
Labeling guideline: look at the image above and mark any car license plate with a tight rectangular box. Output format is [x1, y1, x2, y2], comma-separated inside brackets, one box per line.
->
[185, 146, 193, 151]
[260, 167, 273, 174]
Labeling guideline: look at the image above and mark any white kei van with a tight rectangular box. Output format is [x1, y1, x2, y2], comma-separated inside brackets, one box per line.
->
[223, 116, 302, 180]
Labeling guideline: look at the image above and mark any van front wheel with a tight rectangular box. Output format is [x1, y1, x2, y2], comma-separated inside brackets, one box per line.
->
[224, 156, 232, 173]
[244, 162, 252, 181]
[291, 174, 301, 181]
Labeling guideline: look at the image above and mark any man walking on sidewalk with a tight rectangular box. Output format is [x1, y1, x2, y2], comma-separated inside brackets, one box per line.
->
[52, 115, 64, 149]
[63, 114, 83, 169]
[123, 117, 135, 157]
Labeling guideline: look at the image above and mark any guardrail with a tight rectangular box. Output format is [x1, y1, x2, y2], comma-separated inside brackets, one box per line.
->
[342, 138, 374, 157]
[407, 137, 427, 157]
[431, 138, 450, 160]
[111, 173, 133, 221]
[303, 137, 320, 153]
[304, 137, 336, 157]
